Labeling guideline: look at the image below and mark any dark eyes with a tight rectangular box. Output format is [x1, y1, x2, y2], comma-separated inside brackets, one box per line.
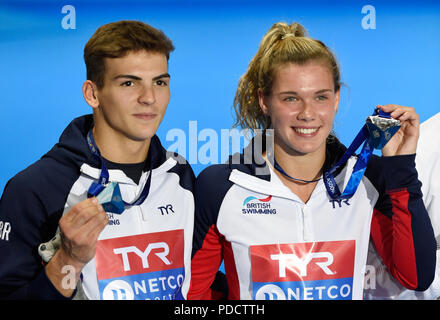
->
[120, 80, 168, 87]
[121, 80, 134, 87]
[155, 80, 168, 87]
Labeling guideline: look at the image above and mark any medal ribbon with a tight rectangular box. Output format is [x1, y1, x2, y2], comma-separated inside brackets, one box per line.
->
[323, 109, 396, 200]
[86, 130, 152, 210]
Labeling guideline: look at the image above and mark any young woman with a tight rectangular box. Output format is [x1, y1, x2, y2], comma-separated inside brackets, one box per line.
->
[187, 22, 436, 300]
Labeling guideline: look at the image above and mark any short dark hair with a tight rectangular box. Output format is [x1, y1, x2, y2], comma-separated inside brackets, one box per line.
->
[84, 20, 175, 89]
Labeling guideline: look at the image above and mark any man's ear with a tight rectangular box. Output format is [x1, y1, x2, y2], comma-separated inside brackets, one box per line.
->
[258, 88, 269, 116]
[82, 80, 100, 109]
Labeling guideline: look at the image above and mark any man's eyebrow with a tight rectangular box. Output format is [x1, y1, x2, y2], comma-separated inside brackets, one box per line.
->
[112, 74, 142, 81]
[111, 73, 170, 81]
[153, 73, 171, 81]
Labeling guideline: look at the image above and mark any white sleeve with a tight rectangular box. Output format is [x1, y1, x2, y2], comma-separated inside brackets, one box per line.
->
[416, 113, 440, 239]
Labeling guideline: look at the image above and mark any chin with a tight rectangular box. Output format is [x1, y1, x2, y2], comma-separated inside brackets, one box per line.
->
[128, 125, 159, 141]
[126, 131, 156, 142]
[275, 132, 326, 156]
[284, 140, 325, 156]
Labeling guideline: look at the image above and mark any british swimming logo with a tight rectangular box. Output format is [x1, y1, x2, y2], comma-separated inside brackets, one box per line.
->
[95, 229, 185, 300]
[242, 195, 277, 215]
[250, 240, 355, 300]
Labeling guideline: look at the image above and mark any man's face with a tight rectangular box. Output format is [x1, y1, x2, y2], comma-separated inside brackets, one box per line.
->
[94, 50, 170, 142]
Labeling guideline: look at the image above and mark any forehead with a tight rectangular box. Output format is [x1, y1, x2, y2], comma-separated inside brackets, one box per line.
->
[103, 50, 168, 78]
[272, 61, 334, 92]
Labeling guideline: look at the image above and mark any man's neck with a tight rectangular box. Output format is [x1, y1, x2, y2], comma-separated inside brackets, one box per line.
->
[92, 126, 151, 164]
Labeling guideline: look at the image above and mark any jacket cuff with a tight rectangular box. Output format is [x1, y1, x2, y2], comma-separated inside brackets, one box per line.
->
[26, 267, 75, 300]
[378, 154, 418, 191]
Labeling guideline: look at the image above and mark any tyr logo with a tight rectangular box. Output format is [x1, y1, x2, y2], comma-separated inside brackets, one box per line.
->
[113, 242, 171, 271]
[157, 204, 175, 215]
[270, 251, 336, 278]
[329, 199, 350, 209]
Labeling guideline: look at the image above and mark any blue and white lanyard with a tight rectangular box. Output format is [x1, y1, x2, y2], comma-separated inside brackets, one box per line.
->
[86, 129, 152, 208]
[323, 109, 396, 200]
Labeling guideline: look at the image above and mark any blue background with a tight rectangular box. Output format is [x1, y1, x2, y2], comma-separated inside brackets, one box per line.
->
[1, 0, 439, 196]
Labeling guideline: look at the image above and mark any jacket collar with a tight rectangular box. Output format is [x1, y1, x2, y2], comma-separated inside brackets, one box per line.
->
[226, 132, 348, 200]
[43, 114, 175, 184]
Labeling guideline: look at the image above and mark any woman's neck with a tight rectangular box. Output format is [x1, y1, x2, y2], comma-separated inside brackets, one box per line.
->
[267, 143, 326, 204]
[92, 126, 151, 164]
[272, 143, 326, 182]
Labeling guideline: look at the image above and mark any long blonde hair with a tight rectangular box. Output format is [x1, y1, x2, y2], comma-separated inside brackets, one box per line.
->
[233, 22, 341, 131]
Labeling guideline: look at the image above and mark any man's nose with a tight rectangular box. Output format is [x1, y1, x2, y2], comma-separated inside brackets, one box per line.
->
[138, 85, 156, 105]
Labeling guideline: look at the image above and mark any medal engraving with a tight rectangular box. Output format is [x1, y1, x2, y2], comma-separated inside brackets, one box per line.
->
[366, 115, 401, 149]
[96, 182, 125, 214]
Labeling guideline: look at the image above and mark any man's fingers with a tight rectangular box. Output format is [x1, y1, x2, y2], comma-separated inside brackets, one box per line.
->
[73, 209, 108, 246]
[62, 197, 99, 224]
[84, 211, 109, 242]
[60, 198, 105, 241]
[61, 207, 108, 248]
[70, 202, 104, 227]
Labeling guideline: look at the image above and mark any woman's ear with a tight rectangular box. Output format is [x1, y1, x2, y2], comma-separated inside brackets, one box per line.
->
[82, 80, 100, 109]
[334, 89, 340, 114]
[258, 88, 269, 116]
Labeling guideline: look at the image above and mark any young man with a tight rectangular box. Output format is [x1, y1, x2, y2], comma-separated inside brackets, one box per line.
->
[0, 20, 195, 300]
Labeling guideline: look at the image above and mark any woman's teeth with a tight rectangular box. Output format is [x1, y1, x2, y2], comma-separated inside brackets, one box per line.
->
[295, 128, 318, 134]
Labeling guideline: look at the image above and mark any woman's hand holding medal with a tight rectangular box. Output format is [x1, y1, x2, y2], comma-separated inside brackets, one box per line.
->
[378, 104, 420, 157]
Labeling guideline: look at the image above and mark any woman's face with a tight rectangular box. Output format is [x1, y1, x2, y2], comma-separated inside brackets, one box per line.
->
[259, 61, 340, 157]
